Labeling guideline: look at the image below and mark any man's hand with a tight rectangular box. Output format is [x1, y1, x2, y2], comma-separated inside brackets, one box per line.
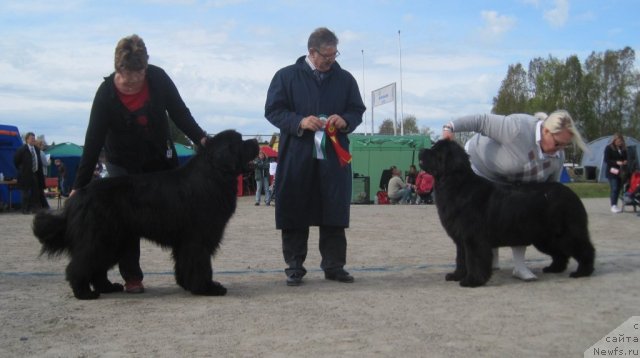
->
[301, 115, 327, 132]
[327, 114, 347, 130]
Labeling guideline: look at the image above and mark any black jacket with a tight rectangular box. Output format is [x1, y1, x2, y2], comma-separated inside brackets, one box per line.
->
[13, 144, 45, 190]
[604, 144, 628, 180]
[74, 64, 205, 189]
[265, 56, 365, 229]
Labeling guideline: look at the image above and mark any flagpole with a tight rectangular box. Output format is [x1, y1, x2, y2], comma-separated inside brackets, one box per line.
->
[398, 30, 404, 136]
[361, 49, 367, 135]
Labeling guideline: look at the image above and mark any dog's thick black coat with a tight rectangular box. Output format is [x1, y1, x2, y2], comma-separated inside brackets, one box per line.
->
[33, 130, 259, 299]
[419, 140, 595, 287]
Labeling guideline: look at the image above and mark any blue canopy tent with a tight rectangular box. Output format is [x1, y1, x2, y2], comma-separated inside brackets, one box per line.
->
[0, 124, 23, 207]
[45, 142, 83, 192]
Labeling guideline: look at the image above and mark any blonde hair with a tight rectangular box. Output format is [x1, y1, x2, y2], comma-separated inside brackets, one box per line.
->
[114, 34, 149, 72]
[542, 110, 587, 152]
[610, 133, 626, 150]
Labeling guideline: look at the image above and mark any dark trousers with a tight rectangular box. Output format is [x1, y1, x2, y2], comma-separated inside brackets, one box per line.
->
[20, 172, 41, 212]
[106, 163, 143, 282]
[282, 226, 347, 277]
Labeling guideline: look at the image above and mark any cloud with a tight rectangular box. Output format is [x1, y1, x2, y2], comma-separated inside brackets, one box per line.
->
[479, 10, 517, 40]
[544, 0, 570, 28]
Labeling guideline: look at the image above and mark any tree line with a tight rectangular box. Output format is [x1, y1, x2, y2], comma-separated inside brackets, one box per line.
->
[378, 46, 639, 162]
[492, 46, 639, 161]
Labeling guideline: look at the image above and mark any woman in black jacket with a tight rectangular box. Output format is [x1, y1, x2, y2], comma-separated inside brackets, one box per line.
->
[73, 34, 207, 294]
[604, 133, 628, 213]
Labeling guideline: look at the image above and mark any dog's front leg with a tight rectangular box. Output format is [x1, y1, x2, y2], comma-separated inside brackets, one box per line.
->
[445, 241, 466, 281]
[459, 238, 492, 287]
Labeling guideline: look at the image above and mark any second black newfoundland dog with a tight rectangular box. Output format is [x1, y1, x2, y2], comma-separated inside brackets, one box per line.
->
[33, 130, 259, 299]
[419, 140, 595, 287]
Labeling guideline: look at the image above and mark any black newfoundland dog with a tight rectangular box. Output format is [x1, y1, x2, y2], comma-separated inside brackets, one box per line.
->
[33, 130, 259, 299]
[419, 140, 595, 287]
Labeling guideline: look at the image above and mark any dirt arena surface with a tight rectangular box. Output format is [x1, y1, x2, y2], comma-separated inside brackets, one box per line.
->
[0, 196, 638, 357]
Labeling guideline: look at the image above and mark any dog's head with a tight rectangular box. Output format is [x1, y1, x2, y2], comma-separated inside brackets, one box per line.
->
[418, 139, 473, 179]
[202, 130, 259, 174]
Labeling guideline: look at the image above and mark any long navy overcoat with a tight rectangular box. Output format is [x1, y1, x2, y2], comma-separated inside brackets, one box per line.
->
[265, 56, 365, 229]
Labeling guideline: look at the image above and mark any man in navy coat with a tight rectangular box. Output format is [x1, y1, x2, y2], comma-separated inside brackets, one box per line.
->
[265, 27, 366, 286]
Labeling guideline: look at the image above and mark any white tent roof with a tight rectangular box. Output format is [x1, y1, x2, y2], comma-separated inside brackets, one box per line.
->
[580, 135, 640, 182]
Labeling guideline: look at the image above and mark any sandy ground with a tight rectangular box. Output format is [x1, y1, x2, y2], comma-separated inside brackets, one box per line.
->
[0, 196, 639, 357]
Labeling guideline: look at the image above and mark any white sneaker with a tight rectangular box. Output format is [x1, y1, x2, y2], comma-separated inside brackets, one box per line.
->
[611, 205, 622, 213]
[512, 268, 538, 281]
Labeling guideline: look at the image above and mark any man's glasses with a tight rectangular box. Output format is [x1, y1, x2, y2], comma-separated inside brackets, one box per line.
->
[314, 48, 340, 60]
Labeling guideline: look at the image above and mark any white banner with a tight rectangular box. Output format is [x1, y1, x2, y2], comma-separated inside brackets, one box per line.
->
[372, 83, 395, 107]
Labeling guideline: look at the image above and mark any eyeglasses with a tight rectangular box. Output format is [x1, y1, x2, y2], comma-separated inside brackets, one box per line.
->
[314, 48, 340, 60]
[551, 133, 571, 149]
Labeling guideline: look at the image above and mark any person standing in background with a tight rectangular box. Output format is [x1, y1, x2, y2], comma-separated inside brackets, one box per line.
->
[253, 151, 272, 206]
[13, 132, 46, 214]
[604, 133, 628, 213]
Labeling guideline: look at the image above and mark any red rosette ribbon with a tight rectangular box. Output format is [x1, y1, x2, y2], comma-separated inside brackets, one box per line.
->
[325, 122, 352, 167]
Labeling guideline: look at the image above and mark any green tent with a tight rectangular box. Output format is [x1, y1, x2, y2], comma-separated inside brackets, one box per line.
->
[45, 142, 84, 191]
[46, 142, 83, 157]
[349, 134, 431, 203]
[174, 143, 196, 165]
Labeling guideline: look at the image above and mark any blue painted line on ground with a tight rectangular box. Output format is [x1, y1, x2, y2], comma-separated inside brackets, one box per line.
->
[1, 252, 638, 278]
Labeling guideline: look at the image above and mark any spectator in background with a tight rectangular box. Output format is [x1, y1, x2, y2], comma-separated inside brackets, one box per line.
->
[604, 133, 628, 213]
[387, 166, 413, 204]
[13, 132, 47, 214]
[253, 151, 272, 206]
[405, 164, 418, 204]
[415, 169, 434, 204]
[54, 159, 67, 196]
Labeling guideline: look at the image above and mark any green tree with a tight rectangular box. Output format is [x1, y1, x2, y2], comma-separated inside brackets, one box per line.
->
[492, 63, 528, 114]
[402, 115, 420, 134]
[584, 47, 638, 138]
[378, 118, 395, 134]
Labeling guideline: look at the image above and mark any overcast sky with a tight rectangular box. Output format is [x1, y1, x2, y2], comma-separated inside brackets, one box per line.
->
[1, 0, 638, 145]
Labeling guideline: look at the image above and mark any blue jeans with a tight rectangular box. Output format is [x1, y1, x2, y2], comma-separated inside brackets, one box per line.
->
[608, 177, 622, 206]
[255, 177, 271, 204]
[389, 188, 412, 203]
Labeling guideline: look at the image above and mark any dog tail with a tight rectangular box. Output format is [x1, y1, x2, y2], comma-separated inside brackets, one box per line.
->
[32, 211, 69, 257]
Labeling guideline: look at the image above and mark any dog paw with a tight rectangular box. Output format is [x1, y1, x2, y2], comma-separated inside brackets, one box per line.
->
[459, 277, 484, 287]
[73, 290, 100, 300]
[445, 272, 463, 281]
[569, 269, 593, 278]
[193, 280, 228, 296]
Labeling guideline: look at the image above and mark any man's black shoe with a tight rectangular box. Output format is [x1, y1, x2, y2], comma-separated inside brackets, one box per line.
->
[324, 270, 354, 283]
[286, 273, 303, 286]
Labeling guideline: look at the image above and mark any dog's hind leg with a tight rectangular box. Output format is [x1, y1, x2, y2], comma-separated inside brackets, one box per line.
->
[66, 260, 99, 300]
[91, 270, 124, 294]
[445, 243, 466, 281]
[570, 241, 595, 278]
[542, 255, 569, 273]
[460, 240, 492, 287]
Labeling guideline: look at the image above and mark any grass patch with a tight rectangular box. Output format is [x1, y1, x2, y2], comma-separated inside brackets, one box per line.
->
[565, 182, 610, 198]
